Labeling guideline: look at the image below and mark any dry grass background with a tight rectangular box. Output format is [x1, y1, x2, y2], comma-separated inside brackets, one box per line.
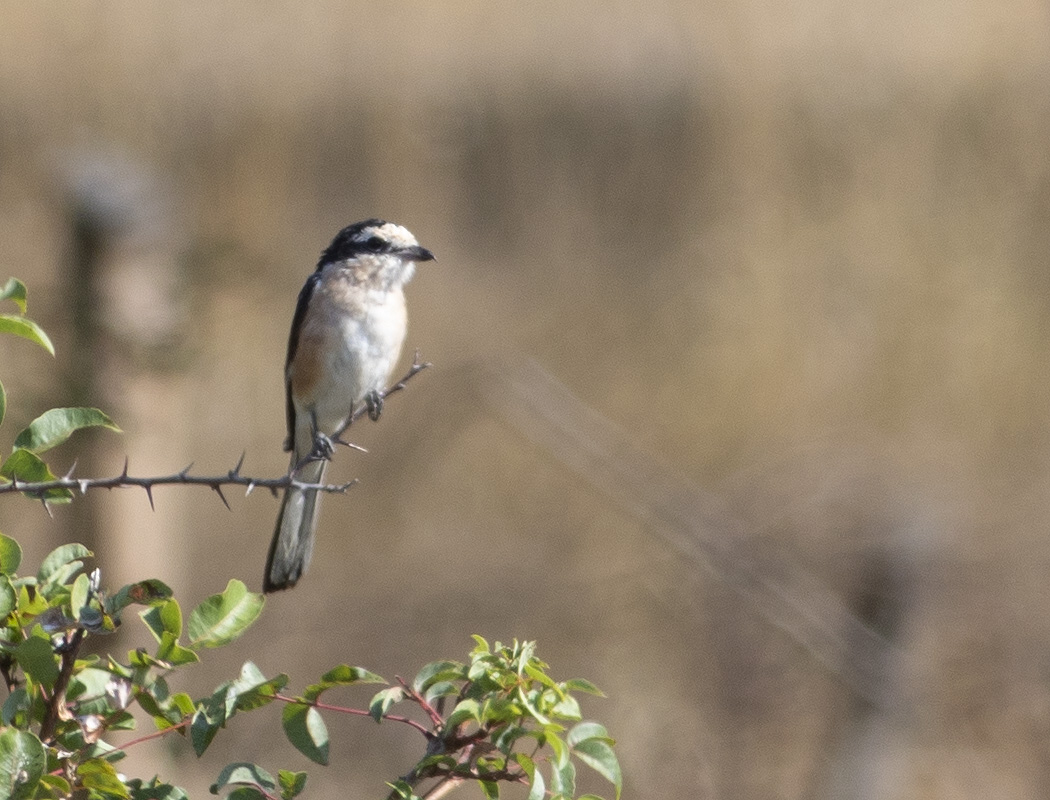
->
[1, 1, 1050, 797]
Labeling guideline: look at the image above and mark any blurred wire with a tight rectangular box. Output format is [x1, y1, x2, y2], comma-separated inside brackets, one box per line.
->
[481, 357, 901, 710]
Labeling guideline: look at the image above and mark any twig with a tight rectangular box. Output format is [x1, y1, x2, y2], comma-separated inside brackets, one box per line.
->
[0, 358, 430, 505]
[0, 658, 17, 694]
[39, 628, 85, 743]
[420, 776, 468, 800]
[0, 462, 358, 503]
[397, 676, 445, 730]
[272, 693, 434, 739]
[114, 717, 192, 752]
[334, 355, 431, 442]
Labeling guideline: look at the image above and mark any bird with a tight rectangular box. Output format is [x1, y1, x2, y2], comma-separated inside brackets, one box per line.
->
[264, 219, 434, 592]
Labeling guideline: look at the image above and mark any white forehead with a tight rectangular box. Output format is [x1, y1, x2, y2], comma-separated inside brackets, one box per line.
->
[356, 222, 418, 249]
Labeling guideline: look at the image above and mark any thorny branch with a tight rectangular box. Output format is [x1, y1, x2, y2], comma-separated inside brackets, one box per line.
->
[0, 358, 430, 510]
[336, 355, 430, 439]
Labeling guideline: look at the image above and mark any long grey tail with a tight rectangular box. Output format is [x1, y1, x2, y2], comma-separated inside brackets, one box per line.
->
[264, 457, 327, 592]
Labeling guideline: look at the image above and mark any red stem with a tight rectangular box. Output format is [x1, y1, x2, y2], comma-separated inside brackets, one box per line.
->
[273, 693, 434, 738]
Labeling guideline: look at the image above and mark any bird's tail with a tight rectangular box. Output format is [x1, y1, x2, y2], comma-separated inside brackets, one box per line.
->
[264, 456, 327, 592]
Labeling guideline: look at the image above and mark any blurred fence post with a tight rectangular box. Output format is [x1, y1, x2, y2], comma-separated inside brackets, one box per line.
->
[61, 151, 190, 588]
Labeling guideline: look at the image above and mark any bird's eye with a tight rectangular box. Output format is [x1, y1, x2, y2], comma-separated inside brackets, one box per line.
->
[364, 236, 384, 252]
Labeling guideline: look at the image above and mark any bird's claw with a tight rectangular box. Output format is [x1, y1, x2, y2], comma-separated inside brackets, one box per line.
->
[308, 431, 335, 462]
[365, 389, 383, 422]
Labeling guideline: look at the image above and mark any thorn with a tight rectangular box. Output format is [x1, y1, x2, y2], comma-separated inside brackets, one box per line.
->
[268, 486, 279, 498]
[333, 436, 368, 453]
[179, 463, 194, 478]
[121, 456, 130, 479]
[63, 460, 78, 480]
[232, 451, 246, 476]
[213, 485, 231, 511]
[144, 485, 155, 512]
[40, 496, 53, 518]
[245, 481, 256, 496]
[78, 479, 89, 495]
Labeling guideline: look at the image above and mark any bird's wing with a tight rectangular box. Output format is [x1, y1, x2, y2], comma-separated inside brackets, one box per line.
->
[284, 270, 322, 450]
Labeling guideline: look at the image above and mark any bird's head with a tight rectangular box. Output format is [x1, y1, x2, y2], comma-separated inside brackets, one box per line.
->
[318, 219, 434, 288]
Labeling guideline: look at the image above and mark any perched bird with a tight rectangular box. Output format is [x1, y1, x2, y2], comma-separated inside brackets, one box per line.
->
[264, 220, 433, 592]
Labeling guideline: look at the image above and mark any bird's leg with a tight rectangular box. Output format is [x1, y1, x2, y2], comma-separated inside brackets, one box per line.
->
[364, 389, 383, 422]
[303, 409, 335, 464]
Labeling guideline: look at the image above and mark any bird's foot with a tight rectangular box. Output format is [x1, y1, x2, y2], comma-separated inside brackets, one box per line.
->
[365, 389, 383, 422]
[305, 430, 335, 463]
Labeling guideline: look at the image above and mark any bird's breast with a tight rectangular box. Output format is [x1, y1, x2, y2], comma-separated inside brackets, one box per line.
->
[290, 282, 407, 434]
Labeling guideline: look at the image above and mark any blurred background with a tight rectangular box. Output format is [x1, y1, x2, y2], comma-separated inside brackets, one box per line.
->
[2, 1, 1050, 797]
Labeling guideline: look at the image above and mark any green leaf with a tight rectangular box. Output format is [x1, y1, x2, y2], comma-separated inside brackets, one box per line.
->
[479, 781, 499, 800]
[550, 758, 576, 796]
[321, 663, 386, 685]
[281, 703, 329, 765]
[157, 631, 200, 666]
[512, 754, 545, 800]
[107, 710, 136, 731]
[109, 579, 173, 615]
[0, 728, 44, 800]
[0, 534, 21, 575]
[172, 692, 195, 716]
[423, 680, 460, 704]
[562, 677, 605, 696]
[38, 773, 72, 798]
[1, 689, 30, 728]
[128, 648, 168, 669]
[0, 315, 53, 355]
[411, 660, 465, 694]
[141, 599, 182, 642]
[384, 780, 421, 800]
[228, 662, 287, 711]
[225, 789, 267, 800]
[37, 543, 92, 586]
[567, 722, 614, 748]
[414, 754, 457, 772]
[70, 572, 90, 617]
[445, 698, 482, 729]
[524, 663, 559, 691]
[69, 667, 126, 711]
[0, 279, 28, 314]
[13, 408, 120, 454]
[551, 693, 581, 721]
[78, 757, 130, 798]
[369, 686, 405, 722]
[17, 586, 47, 617]
[492, 724, 527, 755]
[0, 576, 16, 620]
[527, 767, 546, 800]
[277, 770, 307, 800]
[571, 738, 622, 799]
[210, 763, 276, 794]
[303, 664, 385, 703]
[188, 580, 263, 649]
[14, 636, 58, 688]
[0, 450, 72, 503]
[190, 708, 221, 756]
[125, 776, 189, 800]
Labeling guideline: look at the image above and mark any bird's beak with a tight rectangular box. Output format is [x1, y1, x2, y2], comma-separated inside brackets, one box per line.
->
[402, 245, 435, 262]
